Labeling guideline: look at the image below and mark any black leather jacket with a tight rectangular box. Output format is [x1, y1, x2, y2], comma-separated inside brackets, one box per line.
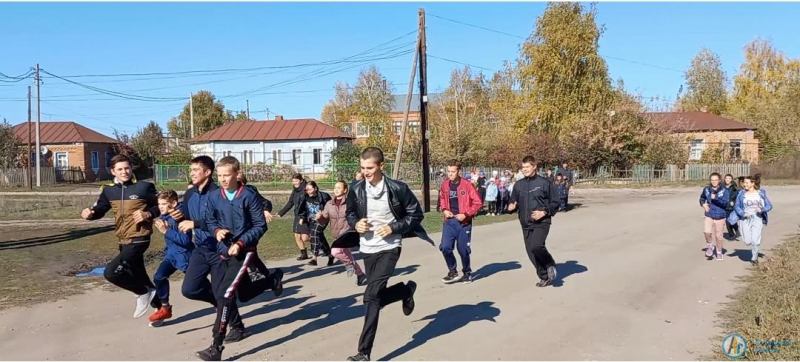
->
[346, 176, 423, 236]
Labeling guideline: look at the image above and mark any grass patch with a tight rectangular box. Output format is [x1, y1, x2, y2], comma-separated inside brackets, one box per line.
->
[705, 235, 800, 360]
[0, 211, 516, 310]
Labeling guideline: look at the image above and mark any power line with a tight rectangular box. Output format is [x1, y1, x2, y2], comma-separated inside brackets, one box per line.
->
[426, 12, 684, 74]
[428, 54, 497, 72]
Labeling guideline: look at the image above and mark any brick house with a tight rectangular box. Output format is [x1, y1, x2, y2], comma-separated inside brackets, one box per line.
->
[345, 94, 443, 144]
[646, 111, 759, 163]
[13, 121, 118, 181]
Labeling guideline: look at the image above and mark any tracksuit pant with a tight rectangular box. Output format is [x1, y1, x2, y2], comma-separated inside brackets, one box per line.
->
[740, 216, 764, 262]
[523, 225, 556, 281]
[358, 247, 413, 356]
[212, 251, 256, 347]
[182, 247, 243, 331]
[440, 218, 472, 273]
[104, 241, 161, 308]
[153, 258, 180, 305]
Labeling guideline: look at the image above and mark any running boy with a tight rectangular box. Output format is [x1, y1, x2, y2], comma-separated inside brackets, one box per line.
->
[149, 190, 193, 327]
[439, 161, 483, 284]
[195, 156, 268, 361]
[81, 154, 162, 319]
[554, 173, 568, 212]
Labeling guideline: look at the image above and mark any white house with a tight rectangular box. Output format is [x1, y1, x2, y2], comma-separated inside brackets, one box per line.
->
[190, 116, 353, 175]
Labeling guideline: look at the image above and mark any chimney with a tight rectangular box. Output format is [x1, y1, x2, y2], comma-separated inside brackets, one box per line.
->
[700, 106, 708, 113]
[275, 115, 284, 121]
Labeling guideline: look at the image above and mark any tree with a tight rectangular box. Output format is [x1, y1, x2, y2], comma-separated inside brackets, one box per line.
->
[166, 91, 233, 139]
[131, 121, 166, 169]
[680, 48, 728, 115]
[231, 110, 253, 122]
[429, 67, 493, 166]
[321, 81, 355, 134]
[352, 66, 396, 154]
[0, 118, 20, 168]
[728, 38, 800, 161]
[516, 2, 614, 136]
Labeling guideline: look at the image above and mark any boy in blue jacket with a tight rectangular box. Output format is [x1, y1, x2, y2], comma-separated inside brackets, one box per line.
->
[196, 156, 269, 361]
[149, 190, 193, 327]
[699, 172, 730, 260]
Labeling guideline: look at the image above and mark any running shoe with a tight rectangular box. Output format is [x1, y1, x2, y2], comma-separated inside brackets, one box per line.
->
[716, 251, 724, 261]
[705, 244, 715, 258]
[442, 270, 461, 284]
[148, 305, 172, 324]
[134, 288, 156, 319]
[195, 345, 223, 361]
[347, 353, 370, 361]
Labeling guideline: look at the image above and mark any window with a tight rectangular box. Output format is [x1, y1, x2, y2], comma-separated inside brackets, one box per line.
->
[104, 152, 112, 169]
[392, 122, 402, 135]
[342, 124, 353, 136]
[241, 150, 254, 165]
[409, 121, 420, 133]
[372, 124, 385, 136]
[356, 122, 369, 138]
[689, 139, 704, 160]
[91, 151, 99, 171]
[292, 149, 302, 165]
[272, 150, 282, 165]
[313, 149, 322, 165]
[55, 152, 69, 169]
[729, 139, 742, 160]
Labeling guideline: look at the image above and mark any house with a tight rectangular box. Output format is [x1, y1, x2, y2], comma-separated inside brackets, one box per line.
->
[645, 111, 759, 163]
[13, 121, 118, 181]
[190, 117, 353, 174]
[346, 94, 445, 143]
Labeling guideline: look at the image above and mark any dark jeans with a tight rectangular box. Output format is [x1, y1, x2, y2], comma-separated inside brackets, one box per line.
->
[104, 242, 161, 308]
[154, 258, 179, 305]
[358, 248, 413, 355]
[440, 219, 472, 273]
[182, 247, 243, 331]
[213, 252, 256, 347]
[523, 225, 556, 281]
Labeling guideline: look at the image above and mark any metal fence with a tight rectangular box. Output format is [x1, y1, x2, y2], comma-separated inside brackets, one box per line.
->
[577, 163, 752, 185]
[0, 167, 85, 188]
[155, 162, 423, 188]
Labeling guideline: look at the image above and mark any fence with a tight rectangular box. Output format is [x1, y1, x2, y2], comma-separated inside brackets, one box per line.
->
[577, 163, 752, 185]
[0, 167, 85, 188]
[155, 162, 423, 189]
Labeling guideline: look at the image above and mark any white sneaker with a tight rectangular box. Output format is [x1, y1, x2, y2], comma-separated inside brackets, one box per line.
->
[134, 288, 156, 319]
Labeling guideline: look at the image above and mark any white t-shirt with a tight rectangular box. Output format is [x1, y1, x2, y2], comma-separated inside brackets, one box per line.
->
[360, 178, 402, 254]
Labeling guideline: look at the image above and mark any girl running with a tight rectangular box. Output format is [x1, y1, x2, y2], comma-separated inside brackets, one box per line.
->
[278, 174, 311, 261]
[301, 181, 334, 266]
[699, 172, 730, 260]
[320, 180, 367, 286]
[732, 174, 773, 266]
[723, 174, 740, 240]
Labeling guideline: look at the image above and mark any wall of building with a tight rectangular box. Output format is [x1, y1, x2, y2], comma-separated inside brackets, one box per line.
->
[191, 139, 338, 174]
[42, 143, 115, 181]
[677, 130, 759, 163]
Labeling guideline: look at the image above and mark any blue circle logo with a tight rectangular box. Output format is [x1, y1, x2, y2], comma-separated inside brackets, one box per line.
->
[722, 333, 747, 359]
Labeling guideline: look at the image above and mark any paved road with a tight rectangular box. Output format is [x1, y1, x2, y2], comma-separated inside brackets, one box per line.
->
[1, 187, 798, 360]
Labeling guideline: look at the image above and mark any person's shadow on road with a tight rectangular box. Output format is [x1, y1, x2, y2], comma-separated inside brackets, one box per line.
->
[379, 301, 501, 361]
[472, 261, 521, 281]
[552, 260, 588, 287]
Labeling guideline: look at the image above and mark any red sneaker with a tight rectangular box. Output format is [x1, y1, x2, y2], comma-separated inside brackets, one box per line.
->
[148, 306, 173, 323]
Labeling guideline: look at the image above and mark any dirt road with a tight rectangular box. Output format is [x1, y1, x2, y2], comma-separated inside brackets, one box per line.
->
[1, 187, 798, 360]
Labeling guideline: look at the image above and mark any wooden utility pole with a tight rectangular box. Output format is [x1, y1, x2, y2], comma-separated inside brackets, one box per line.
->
[418, 8, 431, 212]
[189, 93, 195, 139]
[27, 86, 32, 189]
[35, 64, 41, 187]
[392, 30, 422, 180]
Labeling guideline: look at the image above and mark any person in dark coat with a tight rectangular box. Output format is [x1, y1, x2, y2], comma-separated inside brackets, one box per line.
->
[278, 174, 311, 260]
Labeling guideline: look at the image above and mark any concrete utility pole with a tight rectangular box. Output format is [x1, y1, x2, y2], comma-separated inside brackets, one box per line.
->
[27, 86, 32, 189]
[189, 93, 195, 139]
[35, 64, 41, 187]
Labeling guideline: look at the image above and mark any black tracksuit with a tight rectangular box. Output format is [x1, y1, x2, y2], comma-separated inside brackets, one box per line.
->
[509, 174, 561, 281]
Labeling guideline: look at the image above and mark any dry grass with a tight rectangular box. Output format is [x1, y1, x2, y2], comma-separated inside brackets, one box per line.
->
[705, 235, 800, 360]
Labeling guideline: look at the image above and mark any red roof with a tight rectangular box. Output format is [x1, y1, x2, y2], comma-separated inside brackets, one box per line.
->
[193, 119, 353, 142]
[12, 121, 117, 144]
[645, 112, 757, 132]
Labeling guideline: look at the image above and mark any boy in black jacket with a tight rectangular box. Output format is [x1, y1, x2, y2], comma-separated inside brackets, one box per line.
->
[508, 155, 561, 287]
[195, 156, 272, 361]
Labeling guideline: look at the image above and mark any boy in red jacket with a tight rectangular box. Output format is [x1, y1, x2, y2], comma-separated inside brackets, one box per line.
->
[438, 160, 484, 284]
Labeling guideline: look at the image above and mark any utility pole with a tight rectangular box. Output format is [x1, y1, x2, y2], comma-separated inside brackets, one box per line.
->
[27, 86, 32, 189]
[418, 8, 431, 212]
[189, 93, 195, 139]
[246, 100, 250, 120]
[393, 30, 421, 180]
[35, 64, 41, 187]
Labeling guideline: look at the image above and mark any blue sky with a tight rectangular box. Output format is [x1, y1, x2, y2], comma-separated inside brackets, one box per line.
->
[1, 2, 799, 137]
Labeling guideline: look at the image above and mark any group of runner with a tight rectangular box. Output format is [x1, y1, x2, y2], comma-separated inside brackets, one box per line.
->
[699, 172, 773, 265]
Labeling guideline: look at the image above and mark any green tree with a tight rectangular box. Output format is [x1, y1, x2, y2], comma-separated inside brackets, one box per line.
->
[516, 2, 614, 136]
[167, 91, 233, 139]
[321, 81, 356, 134]
[680, 48, 728, 115]
[131, 121, 166, 169]
[0, 118, 20, 168]
[429, 66, 493, 166]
